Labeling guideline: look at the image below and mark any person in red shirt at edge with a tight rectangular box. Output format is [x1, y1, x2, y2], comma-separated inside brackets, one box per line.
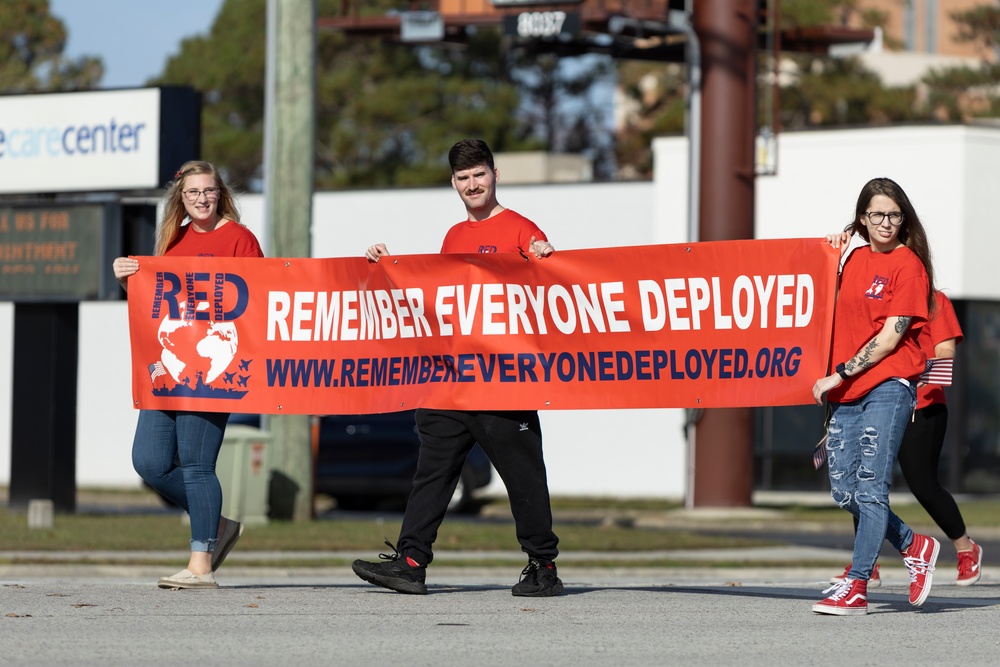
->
[811, 177, 940, 616]
[353, 138, 562, 597]
[112, 160, 263, 590]
[829, 290, 982, 588]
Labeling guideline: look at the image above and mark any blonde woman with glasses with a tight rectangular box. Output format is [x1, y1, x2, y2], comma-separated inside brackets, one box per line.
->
[112, 160, 263, 590]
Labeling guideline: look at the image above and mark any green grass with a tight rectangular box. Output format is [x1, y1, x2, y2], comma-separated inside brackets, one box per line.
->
[548, 496, 683, 511]
[0, 507, 773, 553]
[4, 489, 999, 568]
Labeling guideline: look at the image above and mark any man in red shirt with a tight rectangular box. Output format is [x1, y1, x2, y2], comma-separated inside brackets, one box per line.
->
[354, 139, 562, 597]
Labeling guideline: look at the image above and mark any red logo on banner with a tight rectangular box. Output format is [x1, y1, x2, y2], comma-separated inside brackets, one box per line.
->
[142, 271, 253, 401]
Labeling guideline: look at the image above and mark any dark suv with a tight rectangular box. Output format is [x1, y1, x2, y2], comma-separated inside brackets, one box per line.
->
[228, 411, 492, 514]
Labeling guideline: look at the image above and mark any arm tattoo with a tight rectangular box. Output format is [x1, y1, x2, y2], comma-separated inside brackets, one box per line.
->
[894, 315, 912, 335]
[845, 337, 879, 374]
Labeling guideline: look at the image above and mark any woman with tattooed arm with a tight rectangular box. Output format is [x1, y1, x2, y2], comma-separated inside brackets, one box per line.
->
[810, 177, 940, 616]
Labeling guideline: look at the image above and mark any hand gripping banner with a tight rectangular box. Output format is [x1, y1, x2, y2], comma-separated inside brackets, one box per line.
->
[126, 238, 839, 414]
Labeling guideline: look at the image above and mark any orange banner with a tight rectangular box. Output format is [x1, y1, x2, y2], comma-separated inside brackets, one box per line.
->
[127, 239, 839, 414]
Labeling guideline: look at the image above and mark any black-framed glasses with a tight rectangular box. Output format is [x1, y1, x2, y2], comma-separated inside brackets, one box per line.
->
[182, 187, 220, 202]
[865, 211, 904, 227]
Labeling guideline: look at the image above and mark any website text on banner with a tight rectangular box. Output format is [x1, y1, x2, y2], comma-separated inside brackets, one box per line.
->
[127, 238, 839, 414]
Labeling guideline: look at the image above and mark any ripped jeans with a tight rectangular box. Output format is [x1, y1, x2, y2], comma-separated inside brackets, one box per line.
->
[826, 380, 917, 581]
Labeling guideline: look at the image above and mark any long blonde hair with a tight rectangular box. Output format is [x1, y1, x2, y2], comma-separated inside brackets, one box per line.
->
[155, 160, 241, 256]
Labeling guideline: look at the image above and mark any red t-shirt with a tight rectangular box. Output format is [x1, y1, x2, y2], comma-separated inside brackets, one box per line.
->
[917, 291, 963, 409]
[828, 245, 929, 403]
[165, 220, 264, 258]
[440, 209, 547, 254]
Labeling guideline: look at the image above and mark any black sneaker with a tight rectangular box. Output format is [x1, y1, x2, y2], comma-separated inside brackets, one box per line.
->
[511, 558, 564, 597]
[352, 539, 427, 595]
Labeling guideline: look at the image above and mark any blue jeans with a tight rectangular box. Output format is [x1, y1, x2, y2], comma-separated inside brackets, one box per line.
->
[132, 410, 229, 552]
[826, 380, 917, 581]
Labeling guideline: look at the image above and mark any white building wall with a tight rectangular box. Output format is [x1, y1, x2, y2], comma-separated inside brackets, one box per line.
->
[960, 127, 1000, 299]
[75, 302, 138, 487]
[2, 124, 998, 499]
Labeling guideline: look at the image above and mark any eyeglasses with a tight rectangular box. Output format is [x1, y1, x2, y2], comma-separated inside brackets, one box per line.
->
[182, 187, 220, 202]
[865, 211, 904, 227]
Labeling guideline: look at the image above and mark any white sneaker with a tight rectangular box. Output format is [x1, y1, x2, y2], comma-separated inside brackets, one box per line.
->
[157, 569, 219, 590]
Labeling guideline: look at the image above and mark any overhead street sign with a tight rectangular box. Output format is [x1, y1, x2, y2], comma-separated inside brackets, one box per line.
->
[504, 11, 581, 38]
[491, 0, 582, 6]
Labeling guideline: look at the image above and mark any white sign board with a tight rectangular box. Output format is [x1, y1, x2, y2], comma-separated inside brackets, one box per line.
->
[0, 89, 165, 195]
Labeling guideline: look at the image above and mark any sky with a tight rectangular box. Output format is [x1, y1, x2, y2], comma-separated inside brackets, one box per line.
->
[50, 0, 226, 88]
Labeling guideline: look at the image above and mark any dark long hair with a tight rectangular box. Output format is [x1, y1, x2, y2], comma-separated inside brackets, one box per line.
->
[847, 177, 935, 312]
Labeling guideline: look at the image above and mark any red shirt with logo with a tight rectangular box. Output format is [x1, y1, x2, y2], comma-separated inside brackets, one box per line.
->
[917, 291, 962, 409]
[828, 245, 929, 403]
[165, 220, 264, 258]
[440, 209, 547, 254]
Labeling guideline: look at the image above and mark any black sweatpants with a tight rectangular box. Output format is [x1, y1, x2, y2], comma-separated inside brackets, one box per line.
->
[896, 403, 967, 540]
[397, 408, 559, 566]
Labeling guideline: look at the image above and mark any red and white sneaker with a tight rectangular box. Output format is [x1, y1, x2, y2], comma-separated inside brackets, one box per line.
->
[956, 540, 983, 586]
[812, 578, 868, 616]
[829, 563, 881, 588]
[902, 533, 940, 607]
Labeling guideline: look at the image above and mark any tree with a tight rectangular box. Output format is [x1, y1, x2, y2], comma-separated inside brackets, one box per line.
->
[613, 61, 687, 180]
[771, 0, 918, 128]
[779, 0, 888, 34]
[919, 6, 1000, 122]
[314, 26, 533, 189]
[506, 49, 617, 179]
[150, 0, 268, 191]
[612, 0, 909, 178]
[779, 57, 922, 128]
[950, 5, 1000, 54]
[0, 0, 103, 93]
[151, 0, 537, 191]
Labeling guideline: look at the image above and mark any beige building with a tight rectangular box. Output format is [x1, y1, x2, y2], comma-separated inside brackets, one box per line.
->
[853, 0, 997, 61]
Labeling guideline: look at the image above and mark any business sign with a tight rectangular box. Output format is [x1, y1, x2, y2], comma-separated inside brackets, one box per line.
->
[0, 203, 121, 301]
[125, 239, 839, 414]
[0, 87, 200, 195]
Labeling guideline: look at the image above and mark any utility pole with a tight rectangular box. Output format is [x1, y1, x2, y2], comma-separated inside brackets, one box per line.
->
[264, 0, 316, 521]
[689, 0, 757, 507]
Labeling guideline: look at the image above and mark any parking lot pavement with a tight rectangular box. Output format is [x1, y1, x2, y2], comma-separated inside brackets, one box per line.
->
[2, 564, 999, 667]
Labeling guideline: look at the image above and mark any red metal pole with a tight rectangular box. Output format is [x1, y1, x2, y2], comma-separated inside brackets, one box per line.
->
[690, 0, 757, 507]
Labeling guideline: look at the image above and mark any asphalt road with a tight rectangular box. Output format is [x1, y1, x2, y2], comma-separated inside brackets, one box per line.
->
[3, 496, 998, 666]
[3, 558, 998, 667]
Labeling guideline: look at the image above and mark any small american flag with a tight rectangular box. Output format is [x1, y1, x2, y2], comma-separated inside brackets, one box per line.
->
[148, 361, 166, 381]
[812, 433, 828, 470]
[919, 357, 954, 386]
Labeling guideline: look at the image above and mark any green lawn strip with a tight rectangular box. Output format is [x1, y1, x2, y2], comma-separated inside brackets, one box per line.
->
[548, 497, 683, 511]
[4, 497, 999, 556]
[0, 510, 774, 553]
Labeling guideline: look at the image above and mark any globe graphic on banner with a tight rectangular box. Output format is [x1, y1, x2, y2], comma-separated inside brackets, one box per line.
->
[153, 301, 245, 398]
